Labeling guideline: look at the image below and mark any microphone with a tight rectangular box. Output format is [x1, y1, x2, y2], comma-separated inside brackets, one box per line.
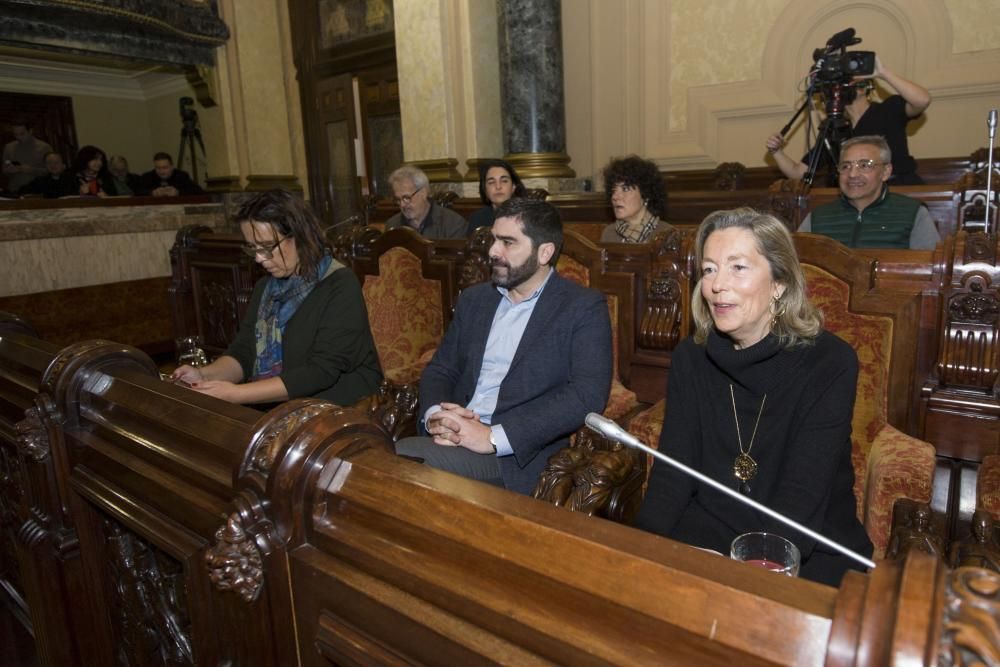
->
[986, 109, 998, 235]
[585, 413, 877, 570]
[825, 27, 860, 50]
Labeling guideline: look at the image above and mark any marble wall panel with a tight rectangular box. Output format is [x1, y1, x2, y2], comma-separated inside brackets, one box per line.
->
[3, 230, 181, 297]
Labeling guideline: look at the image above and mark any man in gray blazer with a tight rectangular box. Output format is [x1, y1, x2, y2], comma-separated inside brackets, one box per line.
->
[384, 165, 467, 239]
[395, 198, 613, 494]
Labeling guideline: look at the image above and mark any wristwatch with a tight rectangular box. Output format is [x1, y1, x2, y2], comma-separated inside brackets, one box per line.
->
[488, 429, 497, 454]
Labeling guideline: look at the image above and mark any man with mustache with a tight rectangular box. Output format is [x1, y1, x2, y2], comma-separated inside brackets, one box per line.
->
[799, 135, 940, 249]
[395, 197, 613, 494]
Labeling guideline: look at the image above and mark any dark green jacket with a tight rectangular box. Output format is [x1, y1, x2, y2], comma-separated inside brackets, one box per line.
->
[226, 267, 382, 405]
[809, 187, 922, 249]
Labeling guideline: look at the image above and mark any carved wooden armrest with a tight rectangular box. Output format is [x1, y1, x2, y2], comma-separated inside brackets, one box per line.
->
[884, 499, 947, 563]
[532, 427, 646, 524]
[354, 379, 419, 442]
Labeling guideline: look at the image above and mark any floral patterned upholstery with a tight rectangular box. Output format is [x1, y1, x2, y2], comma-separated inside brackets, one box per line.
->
[806, 265, 934, 558]
[977, 455, 1000, 520]
[556, 254, 638, 418]
[623, 264, 935, 558]
[363, 247, 444, 385]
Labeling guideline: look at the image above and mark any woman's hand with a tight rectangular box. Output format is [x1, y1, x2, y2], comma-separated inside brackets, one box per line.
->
[190, 380, 241, 402]
[171, 365, 204, 384]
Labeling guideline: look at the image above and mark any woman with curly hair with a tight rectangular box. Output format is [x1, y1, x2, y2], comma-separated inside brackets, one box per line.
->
[600, 155, 673, 243]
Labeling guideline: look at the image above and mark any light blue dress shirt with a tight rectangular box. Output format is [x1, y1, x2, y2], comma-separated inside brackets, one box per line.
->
[425, 268, 554, 456]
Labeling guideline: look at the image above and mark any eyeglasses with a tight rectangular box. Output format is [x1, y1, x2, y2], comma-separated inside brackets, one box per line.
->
[241, 237, 287, 260]
[393, 185, 424, 207]
[837, 159, 886, 174]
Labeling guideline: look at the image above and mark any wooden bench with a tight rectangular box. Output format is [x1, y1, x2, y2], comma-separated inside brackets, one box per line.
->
[0, 326, 995, 665]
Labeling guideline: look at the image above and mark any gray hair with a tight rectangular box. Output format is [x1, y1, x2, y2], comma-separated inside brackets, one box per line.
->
[691, 207, 822, 348]
[388, 165, 429, 190]
[841, 135, 891, 165]
[109, 155, 129, 170]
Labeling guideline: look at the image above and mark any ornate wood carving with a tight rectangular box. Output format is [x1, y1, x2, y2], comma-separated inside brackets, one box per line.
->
[14, 396, 56, 463]
[0, 445, 24, 591]
[938, 567, 1000, 666]
[41, 340, 159, 427]
[937, 275, 1000, 391]
[104, 518, 193, 665]
[713, 161, 746, 191]
[533, 428, 646, 523]
[639, 228, 686, 350]
[203, 281, 239, 346]
[886, 501, 946, 562]
[458, 226, 493, 290]
[245, 403, 331, 477]
[366, 379, 418, 442]
[949, 509, 1000, 572]
[204, 510, 265, 604]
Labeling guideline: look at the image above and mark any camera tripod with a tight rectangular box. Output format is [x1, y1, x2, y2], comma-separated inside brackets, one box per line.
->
[777, 83, 853, 189]
[177, 115, 206, 184]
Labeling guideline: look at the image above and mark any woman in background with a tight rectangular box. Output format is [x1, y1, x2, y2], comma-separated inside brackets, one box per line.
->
[467, 158, 526, 235]
[73, 145, 116, 197]
[172, 189, 382, 405]
[600, 155, 673, 243]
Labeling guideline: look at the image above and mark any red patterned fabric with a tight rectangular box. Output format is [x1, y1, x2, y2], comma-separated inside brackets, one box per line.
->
[605, 379, 638, 421]
[978, 455, 1000, 520]
[628, 399, 665, 491]
[863, 424, 935, 558]
[556, 255, 590, 288]
[363, 247, 444, 383]
[804, 264, 934, 558]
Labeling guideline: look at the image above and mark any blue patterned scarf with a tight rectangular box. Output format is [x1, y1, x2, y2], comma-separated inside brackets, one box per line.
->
[252, 255, 335, 380]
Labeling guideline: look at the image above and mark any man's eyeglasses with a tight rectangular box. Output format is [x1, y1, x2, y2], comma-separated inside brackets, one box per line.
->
[393, 185, 424, 207]
[241, 237, 287, 260]
[837, 159, 886, 174]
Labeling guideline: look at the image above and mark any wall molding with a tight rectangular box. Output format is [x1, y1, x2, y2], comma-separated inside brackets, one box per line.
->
[0, 55, 191, 101]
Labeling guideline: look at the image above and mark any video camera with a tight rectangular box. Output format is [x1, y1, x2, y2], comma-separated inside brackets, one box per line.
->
[179, 97, 198, 131]
[811, 28, 875, 85]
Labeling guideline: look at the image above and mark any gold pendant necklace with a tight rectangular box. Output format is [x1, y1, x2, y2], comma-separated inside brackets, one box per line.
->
[729, 384, 766, 487]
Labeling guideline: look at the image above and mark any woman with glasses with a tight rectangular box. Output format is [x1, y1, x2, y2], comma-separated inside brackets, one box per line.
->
[599, 155, 674, 244]
[172, 189, 382, 405]
[466, 159, 526, 235]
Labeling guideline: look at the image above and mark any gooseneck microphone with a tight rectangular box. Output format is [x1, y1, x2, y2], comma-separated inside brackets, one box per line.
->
[584, 413, 877, 570]
[987, 109, 997, 236]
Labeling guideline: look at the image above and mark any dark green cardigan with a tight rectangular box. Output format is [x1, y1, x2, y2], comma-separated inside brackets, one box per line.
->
[225, 267, 382, 405]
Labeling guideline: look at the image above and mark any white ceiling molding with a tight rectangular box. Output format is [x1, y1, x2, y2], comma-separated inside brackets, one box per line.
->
[0, 54, 191, 101]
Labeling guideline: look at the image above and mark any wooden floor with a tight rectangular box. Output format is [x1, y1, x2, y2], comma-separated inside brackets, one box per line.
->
[0, 601, 36, 667]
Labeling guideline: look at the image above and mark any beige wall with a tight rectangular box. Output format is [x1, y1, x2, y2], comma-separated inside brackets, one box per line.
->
[563, 0, 1000, 184]
[72, 95, 154, 172]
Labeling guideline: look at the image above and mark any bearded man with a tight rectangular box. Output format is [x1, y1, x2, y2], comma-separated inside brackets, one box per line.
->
[395, 197, 613, 494]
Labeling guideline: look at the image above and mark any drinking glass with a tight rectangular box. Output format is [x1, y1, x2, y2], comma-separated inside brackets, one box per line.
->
[730, 532, 800, 577]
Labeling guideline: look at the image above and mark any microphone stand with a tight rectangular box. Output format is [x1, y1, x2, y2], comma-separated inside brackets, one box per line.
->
[585, 414, 877, 571]
[986, 109, 997, 237]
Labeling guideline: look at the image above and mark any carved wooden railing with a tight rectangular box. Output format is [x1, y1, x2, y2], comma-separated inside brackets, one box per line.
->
[1, 328, 998, 665]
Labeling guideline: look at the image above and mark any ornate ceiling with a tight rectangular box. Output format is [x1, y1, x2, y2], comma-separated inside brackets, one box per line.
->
[0, 0, 229, 67]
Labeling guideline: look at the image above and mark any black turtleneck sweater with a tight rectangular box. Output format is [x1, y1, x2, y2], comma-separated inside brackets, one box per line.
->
[634, 329, 873, 586]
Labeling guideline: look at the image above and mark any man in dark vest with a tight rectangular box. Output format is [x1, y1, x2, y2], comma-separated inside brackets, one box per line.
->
[799, 135, 940, 249]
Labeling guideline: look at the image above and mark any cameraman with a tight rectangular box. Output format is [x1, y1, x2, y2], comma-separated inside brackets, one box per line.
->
[766, 55, 931, 185]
